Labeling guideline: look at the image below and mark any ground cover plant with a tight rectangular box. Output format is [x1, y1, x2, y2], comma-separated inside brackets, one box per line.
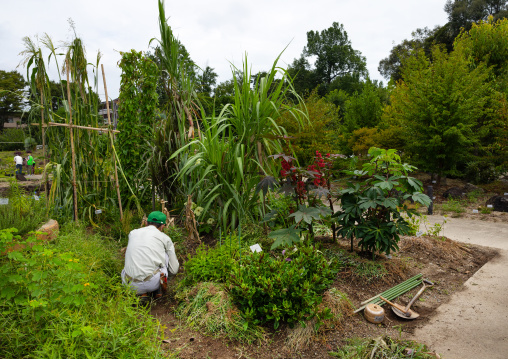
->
[0, 225, 166, 358]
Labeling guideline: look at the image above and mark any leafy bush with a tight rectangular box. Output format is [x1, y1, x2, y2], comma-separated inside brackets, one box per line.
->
[181, 241, 244, 287]
[0, 226, 165, 358]
[334, 147, 431, 256]
[229, 245, 339, 329]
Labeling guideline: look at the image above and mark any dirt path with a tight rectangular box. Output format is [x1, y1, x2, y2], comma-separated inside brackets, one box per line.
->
[413, 216, 508, 359]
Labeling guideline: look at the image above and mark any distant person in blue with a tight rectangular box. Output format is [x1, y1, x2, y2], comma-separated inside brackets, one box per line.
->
[14, 152, 23, 175]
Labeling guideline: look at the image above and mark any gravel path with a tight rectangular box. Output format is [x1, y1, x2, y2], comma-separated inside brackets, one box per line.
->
[412, 216, 508, 359]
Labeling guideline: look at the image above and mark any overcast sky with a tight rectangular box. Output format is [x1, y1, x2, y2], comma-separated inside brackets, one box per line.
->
[1, 0, 449, 100]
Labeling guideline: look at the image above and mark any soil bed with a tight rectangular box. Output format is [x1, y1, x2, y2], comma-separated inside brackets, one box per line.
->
[150, 234, 497, 358]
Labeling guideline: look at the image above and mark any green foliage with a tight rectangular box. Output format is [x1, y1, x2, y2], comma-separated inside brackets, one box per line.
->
[277, 89, 340, 165]
[0, 70, 26, 130]
[262, 192, 294, 229]
[303, 22, 367, 87]
[441, 198, 466, 214]
[229, 245, 339, 329]
[383, 45, 499, 182]
[0, 128, 25, 151]
[173, 54, 306, 230]
[117, 50, 159, 204]
[0, 180, 48, 235]
[329, 336, 436, 358]
[175, 282, 265, 343]
[0, 226, 164, 358]
[335, 147, 431, 256]
[342, 79, 384, 134]
[180, 242, 243, 287]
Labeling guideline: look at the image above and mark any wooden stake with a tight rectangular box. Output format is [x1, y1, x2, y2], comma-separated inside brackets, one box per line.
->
[66, 60, 79, 222]
[36, 122, 119, 133]
[101, 64, 123, 220]
[40, 94, 48, 207]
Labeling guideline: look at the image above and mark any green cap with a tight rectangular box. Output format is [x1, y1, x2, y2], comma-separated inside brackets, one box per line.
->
[147, 211, 166, 224]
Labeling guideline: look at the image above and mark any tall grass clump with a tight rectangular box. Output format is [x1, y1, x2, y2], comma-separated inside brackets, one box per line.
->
[171, 55, 308, 231]
[0, 225, 165, 358]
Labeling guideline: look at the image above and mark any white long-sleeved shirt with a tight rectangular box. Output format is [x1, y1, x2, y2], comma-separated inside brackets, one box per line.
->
[14, 155, 23, 165]
[123, 225, 179, 281]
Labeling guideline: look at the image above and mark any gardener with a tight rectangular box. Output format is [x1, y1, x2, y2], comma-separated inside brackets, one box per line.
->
[13, 152, 23, 175]
[26, 151, 34, 176]
[121, 211, 179, 303]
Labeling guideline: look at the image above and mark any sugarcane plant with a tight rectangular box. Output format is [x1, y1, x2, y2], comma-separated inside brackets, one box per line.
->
[20, 30, 128, 225]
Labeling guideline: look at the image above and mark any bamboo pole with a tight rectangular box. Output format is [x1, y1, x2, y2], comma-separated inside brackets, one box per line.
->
[101, 64, 123, 221]
[40, 94, 48, 207]
[35, 122, 120, 133]
[66, 60, 79, 222]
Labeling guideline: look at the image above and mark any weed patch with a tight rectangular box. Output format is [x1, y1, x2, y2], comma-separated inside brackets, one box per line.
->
[329, 336, 438, 358]
[0, 225, 165, 358]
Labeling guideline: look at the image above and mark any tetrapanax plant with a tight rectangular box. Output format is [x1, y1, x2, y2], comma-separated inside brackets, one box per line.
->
[334, 147, 431, 257]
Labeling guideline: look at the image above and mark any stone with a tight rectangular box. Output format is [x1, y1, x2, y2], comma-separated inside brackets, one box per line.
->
[36, 219, 59, 242]
[462, 183, 484, 193]
[443, 187, 464, 199]
[486, 196, 508, 213]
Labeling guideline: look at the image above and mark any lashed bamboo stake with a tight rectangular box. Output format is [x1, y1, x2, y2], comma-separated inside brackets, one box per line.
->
[40, 93, 48, 208]
[66, 60, 78, 222]
[37, 122, 120, 133]
[101, 64, 123, 220]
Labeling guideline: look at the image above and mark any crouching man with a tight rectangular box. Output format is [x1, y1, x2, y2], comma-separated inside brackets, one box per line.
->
[121, 211, 179, 303]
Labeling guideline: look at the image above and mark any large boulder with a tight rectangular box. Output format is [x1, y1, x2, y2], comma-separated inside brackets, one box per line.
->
[443, 187, 465, 199]
[486, 196, 508, 213]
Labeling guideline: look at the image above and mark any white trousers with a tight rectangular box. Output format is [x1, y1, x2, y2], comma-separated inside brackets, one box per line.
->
[121, 254, 169, 295]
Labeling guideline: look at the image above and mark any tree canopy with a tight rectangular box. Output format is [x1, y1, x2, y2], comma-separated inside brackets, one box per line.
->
[0, 70, 27, 130]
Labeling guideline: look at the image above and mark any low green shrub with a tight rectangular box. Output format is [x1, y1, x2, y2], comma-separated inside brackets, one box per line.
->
[229, 245, 339, 329]
[0, 226, 165, 358]
[181, 241, 244, 287]
[441, 199, 465, 214]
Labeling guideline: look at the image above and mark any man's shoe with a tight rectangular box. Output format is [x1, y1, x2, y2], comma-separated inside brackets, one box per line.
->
[138, 294, 150, 307]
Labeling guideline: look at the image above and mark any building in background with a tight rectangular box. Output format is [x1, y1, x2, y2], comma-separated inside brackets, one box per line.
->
[98, 98, 119, 129]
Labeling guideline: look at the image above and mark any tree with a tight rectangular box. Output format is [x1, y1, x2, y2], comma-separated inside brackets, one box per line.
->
[383, 46, 497, 183]
[304, 22, 367, 86]
[445, 0, 508, 33]
[213, 79, 235, 113]
[378, 28, 436, 82]
[0, 70, 27, 130]
[342, 79, 385, 134]
[197, 66, 218, 97]
[277, 89, 339, 165]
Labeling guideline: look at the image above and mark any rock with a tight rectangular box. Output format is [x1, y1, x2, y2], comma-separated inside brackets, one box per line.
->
[486, 196, 508, 212]
[443, 187, 465, 199]
[462, 183, 484, 194]
[36, 219, 59, 242]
